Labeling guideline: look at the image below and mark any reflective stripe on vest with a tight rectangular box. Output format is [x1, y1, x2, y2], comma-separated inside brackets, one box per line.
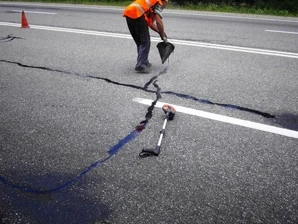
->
[131, 0, 152, 15]
[130, 3, 145, 15]
[145, 0, 152, 9]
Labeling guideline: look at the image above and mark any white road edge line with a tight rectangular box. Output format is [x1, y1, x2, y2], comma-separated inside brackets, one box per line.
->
[132, 98, 298, 139]
[265, 29, 298, 35]
[11, 10, 57, 15]
[1, 22, 298, 59]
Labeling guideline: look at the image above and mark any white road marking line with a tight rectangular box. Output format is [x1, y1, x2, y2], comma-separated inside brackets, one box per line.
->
[0, 22, 298, 59]
[168, 38, 298, 58]
[265, 29, 298, 35]
[133, 98, 298, 139]
[0, 22, 19, 27]
[11, 10, 57, 15]
[0, 22, 133, 38]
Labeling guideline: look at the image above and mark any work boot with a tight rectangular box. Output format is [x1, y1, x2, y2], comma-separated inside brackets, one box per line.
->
[135, 65, 151, 73]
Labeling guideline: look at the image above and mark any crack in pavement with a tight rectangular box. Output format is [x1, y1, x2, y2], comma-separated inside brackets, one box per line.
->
[0, 58, 276, 193]
[0, 34, 23, 42]
[0, 59, 275, 118]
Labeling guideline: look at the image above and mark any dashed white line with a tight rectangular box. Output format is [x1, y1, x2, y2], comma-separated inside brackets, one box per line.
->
[11, 10, 57, 15]
[133, 98, 298, 139]
[265, 29, 298, 35]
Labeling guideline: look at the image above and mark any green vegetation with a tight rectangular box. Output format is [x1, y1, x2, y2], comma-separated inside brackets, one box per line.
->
[170, 2, 298, 17]
[3, 0, 298, 16]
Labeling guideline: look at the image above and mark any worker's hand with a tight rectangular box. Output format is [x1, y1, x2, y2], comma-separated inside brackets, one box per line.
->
[163, 36, 167, 43]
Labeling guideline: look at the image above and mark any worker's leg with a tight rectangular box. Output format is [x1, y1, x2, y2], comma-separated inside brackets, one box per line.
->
[136, 16, 150, 69]
[126, 17, 140, 46]
[126, 16, 150, 70]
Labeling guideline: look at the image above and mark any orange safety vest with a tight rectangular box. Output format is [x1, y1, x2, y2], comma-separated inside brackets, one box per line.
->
[123, 0, 163, 19]
[144, 8, 155, 26]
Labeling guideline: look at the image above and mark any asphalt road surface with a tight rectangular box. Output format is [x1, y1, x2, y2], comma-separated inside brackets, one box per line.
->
[1, 2, 298, 224]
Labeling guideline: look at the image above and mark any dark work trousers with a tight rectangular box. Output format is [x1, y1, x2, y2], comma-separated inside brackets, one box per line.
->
[126, 15, 150, 69]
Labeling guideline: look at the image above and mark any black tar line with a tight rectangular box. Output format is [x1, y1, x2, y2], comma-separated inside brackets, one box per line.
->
[0, 59, 275, 118]
[0, 59, 275, 193]
[0, 69, 161, 194]
[0, 34, 23, 42]
[0, 85, 161, 194]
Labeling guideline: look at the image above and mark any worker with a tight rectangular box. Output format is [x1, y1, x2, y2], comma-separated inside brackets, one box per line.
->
[123, 0, 168, 73]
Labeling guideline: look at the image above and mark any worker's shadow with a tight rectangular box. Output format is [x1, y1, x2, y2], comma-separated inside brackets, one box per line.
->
[0, 168, 111, 224]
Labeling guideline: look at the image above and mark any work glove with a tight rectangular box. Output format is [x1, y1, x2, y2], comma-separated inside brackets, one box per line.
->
[163, 36, 167, 43]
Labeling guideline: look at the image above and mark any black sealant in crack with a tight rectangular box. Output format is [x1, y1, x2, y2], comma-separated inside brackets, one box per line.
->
[0, 59, 275, 193]
[0, 35, 23, 42]
[144, 64, 168, 90]
[0, 59, 274, 118]
[161, 91, 275, 118]
[0, 59, 161, 193]
[0, 83, 160, 194]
